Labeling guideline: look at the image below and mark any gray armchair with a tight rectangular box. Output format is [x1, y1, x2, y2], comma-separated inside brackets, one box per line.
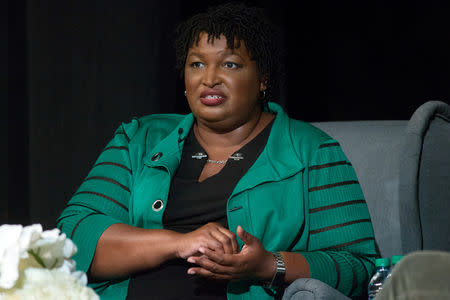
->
[283, 101, 450, 300]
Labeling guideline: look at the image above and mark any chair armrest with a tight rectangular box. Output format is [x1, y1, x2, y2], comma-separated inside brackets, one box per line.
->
[282, 278, 351, 300]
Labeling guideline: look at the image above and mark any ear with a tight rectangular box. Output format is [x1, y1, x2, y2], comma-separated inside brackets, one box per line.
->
[259, 75, 268, 91]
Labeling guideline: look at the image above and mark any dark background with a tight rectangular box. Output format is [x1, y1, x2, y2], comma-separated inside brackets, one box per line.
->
[6, 0, 450, 228]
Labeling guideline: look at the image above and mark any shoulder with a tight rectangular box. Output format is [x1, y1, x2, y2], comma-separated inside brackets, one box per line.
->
[285, 116, 333, 160]
[268, 102, 336, 164]
[115, 113, 186, 145]
[288, 118, 331, 145]
[269, 101, 331, 150]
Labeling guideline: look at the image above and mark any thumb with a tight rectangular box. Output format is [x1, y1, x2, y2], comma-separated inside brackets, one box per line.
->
[237, 225, 256, 245]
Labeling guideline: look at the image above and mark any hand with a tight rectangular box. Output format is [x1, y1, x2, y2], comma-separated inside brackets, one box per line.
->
[186, 225, 275, 282]
[174, 222, 239, 259]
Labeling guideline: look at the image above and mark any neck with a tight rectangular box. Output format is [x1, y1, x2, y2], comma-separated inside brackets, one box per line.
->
[194, 110, 274, 153]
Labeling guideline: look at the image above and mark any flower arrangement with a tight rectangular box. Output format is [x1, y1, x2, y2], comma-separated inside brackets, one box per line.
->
[0, 224, 98, 300]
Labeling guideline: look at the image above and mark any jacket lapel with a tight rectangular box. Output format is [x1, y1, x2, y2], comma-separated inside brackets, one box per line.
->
[231, 103, 305, 196]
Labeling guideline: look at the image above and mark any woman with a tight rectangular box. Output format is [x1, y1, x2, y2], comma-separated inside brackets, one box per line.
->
[57, 3, 378, 299]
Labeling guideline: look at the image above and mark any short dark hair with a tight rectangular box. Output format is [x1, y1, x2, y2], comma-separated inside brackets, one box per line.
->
[174, 2, 283, 103]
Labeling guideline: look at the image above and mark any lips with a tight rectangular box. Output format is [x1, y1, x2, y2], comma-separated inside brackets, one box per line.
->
[200, 89, 227, 106]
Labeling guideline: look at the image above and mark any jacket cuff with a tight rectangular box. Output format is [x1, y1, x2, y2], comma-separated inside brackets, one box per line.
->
[297, 251, 337, 288]
[70, 214, 121, 273]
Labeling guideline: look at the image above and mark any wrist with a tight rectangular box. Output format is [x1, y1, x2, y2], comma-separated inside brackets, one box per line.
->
[258, 251, 277, 284]
[166, 230, 183, 259]
[142, 229, 181, 261]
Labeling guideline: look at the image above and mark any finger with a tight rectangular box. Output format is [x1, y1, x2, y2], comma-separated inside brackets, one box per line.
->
[187, 267, 232, 280]
[188, 254, 235, 275]
[198, 246, 235, 266]
[203, 238, 225, 254]
[187, 254, 207, 264]
[236, 225, 256, 246]
[210, 228, 234, 254]
[217, 227, 239, 254]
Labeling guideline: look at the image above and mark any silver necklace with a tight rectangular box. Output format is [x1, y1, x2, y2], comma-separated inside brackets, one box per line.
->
[192, 152, 244, 164]
[206, 159, 227, 164]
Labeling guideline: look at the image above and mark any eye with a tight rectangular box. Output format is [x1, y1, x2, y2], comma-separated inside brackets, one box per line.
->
[223, 62, 241, 69]
[189, 62, 205, 69]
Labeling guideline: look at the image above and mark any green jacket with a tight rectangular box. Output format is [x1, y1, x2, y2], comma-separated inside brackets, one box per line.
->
[58, 102, 377, 299]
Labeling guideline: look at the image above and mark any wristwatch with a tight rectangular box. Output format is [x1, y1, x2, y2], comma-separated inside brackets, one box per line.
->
[265, 251, 286, 289]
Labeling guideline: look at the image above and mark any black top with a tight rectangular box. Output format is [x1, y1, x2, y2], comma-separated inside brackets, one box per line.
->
[127, 120, 273, 300]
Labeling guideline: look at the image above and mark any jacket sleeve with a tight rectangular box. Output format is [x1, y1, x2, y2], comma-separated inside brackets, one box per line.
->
[56, 121, 138, 273]
[297, 139, 379, 297]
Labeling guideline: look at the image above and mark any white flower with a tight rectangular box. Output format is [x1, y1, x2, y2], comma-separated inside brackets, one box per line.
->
[0, 224, 78, 289]
[0, 224, 97, 300]
[0, 268, 99, 300]
[29, 228, 77, 270]
[0, 224, 42, 289]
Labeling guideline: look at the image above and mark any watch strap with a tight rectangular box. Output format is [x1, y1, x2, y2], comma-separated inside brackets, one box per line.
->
[265, 251, 286, 289]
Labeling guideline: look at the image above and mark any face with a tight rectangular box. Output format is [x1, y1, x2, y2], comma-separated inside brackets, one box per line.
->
[184, 32, 266, 131]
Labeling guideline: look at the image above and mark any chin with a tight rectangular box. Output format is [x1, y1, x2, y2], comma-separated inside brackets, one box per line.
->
[193, 106, 228, 121]
[197, 115, 247, 133]
[196, 113, 229, 125]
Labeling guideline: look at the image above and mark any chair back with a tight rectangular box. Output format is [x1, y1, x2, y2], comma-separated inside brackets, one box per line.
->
[312, 120, 406, 257]
[399, 101, 450, 253]
[312, 100, 450, 257]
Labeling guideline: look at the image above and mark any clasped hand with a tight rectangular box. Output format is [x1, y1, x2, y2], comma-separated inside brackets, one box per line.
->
[175, 223, 274, 282]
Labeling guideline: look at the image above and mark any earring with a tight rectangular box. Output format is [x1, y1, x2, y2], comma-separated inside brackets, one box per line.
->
[184, 90, 187, 97]
[261, 90, 266, 99]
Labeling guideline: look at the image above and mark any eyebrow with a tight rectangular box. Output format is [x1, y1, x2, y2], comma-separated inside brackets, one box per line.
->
[187, 52, 205, 60]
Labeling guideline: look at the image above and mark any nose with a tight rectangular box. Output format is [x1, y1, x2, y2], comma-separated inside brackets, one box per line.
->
[202, 65, 221, 87]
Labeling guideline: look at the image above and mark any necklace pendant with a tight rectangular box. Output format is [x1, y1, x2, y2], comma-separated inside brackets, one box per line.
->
[192, 152, 207, 159]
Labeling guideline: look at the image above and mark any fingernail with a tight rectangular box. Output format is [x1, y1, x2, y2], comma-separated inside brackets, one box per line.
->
[187, 269, 195, 275]
[198, 247, 205, 253]
[187, 257, 195, 263]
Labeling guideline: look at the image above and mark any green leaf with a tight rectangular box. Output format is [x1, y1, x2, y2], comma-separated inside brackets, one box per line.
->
[28, 249, 46, 268]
